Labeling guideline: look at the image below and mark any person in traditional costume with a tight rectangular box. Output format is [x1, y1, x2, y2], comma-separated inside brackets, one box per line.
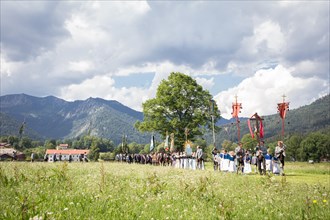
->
[251, 152, 257, 173]
[221, 150, 229, 172]
[185, 144, 193, 169]
[272, 155, 280, 175]
[256, 141, 267, 175]
[180, 152, 186, 169]
[228, 151, 236, 173]
[244, 151, 252, 174]
[212, 147, 219, 171]
[174, 152, 180, 168]
[275, 141, 286, 176]
[191, 151, 196, 170]
[196, 146, 204, 170]
[235, 142, 245, 174]
[264, 149, 273, 175]
[219, 150, 224, 171]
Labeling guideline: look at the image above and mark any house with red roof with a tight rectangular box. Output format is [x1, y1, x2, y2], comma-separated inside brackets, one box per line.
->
[45, 149, 90, 162]
[57, 143, 69, 150]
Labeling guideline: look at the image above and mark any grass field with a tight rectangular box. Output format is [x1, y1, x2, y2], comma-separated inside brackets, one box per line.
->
[0, 161, 329, 220]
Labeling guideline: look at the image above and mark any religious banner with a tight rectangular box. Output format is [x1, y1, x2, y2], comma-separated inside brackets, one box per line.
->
[277, 95, 290, 138]
[248, 113, 264, 140]
[170, 133, 175, 152]
[184, 140, 193, 157]
[150, 135, 155, 152]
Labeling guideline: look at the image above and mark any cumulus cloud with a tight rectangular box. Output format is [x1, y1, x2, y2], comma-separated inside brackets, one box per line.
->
[60, 75, 149, 111]
[195, 77, 215, 91]
[1, 1, 72, 61]
[1, 1, 329, 115]
[68, 61, 94, 72]
[215, 65, 328, 119]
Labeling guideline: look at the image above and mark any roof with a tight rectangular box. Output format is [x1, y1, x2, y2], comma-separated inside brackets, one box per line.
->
[58, 144, 69, 147]
[0, 148, 24, 156]
[0, 143, 11, 147]
[46, 149, 90, 155]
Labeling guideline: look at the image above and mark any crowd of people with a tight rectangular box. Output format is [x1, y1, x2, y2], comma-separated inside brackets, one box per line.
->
[115, 145, 205, 170]
[212, 140, 286, 176]
[116, 141, 286, 176]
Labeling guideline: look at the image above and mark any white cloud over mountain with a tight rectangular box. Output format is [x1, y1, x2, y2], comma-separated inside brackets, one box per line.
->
[1, 1, 329, 119]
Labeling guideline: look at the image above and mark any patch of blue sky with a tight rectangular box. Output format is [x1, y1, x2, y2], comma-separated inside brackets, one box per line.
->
[197, 74, 244, 95]
[256, 60, 279, 70]
[113, 72, 155, 88]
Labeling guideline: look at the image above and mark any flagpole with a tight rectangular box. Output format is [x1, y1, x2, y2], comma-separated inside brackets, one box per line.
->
[231, 95, 242, 142]
[210, 99, 216, 147]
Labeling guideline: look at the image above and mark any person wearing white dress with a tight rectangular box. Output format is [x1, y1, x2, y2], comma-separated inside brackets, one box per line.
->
[244, 151, 252, 174]
[264, 149, 273, 175]
[221, 150, 229, 172]
[228, 151, 236, 173]
[272, 156, 280, 175]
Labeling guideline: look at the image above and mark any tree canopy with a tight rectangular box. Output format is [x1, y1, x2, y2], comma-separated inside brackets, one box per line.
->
[135, 72, 220, 151]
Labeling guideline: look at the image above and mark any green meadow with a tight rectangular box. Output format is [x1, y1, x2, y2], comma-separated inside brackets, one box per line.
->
[0, 162, 329, 220]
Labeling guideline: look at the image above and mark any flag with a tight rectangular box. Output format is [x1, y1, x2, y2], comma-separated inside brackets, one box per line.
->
[259, 120, 264, 138]
[231, 102, 242, 118]
[165, 134, 169, 148]
[170, 133, 174, 152]
[277, 102, 289, 119]
[150, 135, 155, 152]
[247, 119, 254, 138]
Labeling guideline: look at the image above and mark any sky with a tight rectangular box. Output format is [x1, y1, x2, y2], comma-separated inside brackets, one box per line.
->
[1, 1, 329, 119]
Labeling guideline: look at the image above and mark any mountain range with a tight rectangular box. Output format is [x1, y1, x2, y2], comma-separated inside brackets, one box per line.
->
[0, 94, 148, 144]
[0, 93, 329, 145]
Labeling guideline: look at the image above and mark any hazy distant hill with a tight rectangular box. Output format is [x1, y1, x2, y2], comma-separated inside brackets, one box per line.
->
[1, 93, 329, 145]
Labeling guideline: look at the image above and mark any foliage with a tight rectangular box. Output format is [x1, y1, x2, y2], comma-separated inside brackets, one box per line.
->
[0, 162, 329, 219]
[220, 139, 235, 151]
[23, 147, 46, 161]
[300, 132, 330, 162]
[99, 152, 115, 161]
[136, 72, 221, 151]
[240, 133, 258, 151]
[89, 145, 100, 161]
[44, 139, 56, 149]
[127, 142, 142, 154]
[286, 134, 304, 161]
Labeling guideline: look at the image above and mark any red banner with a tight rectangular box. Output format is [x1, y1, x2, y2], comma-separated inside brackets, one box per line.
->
[231, 103, 242, 118]
[277, 102, 289, 119]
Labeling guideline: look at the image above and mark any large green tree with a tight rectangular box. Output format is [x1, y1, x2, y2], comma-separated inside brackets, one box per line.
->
[135, 72, 220, 151]
[300, 131, 330, 162]
[286, 134, 304, 161]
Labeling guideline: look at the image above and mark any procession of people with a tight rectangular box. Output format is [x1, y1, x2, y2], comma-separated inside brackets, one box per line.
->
[115, 140, 286, 176]
[212, 140, 286, 176]
[115, 146, 205, 170]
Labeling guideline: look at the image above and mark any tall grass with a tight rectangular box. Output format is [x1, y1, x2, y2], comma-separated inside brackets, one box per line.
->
[0, 162, 329, 219]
